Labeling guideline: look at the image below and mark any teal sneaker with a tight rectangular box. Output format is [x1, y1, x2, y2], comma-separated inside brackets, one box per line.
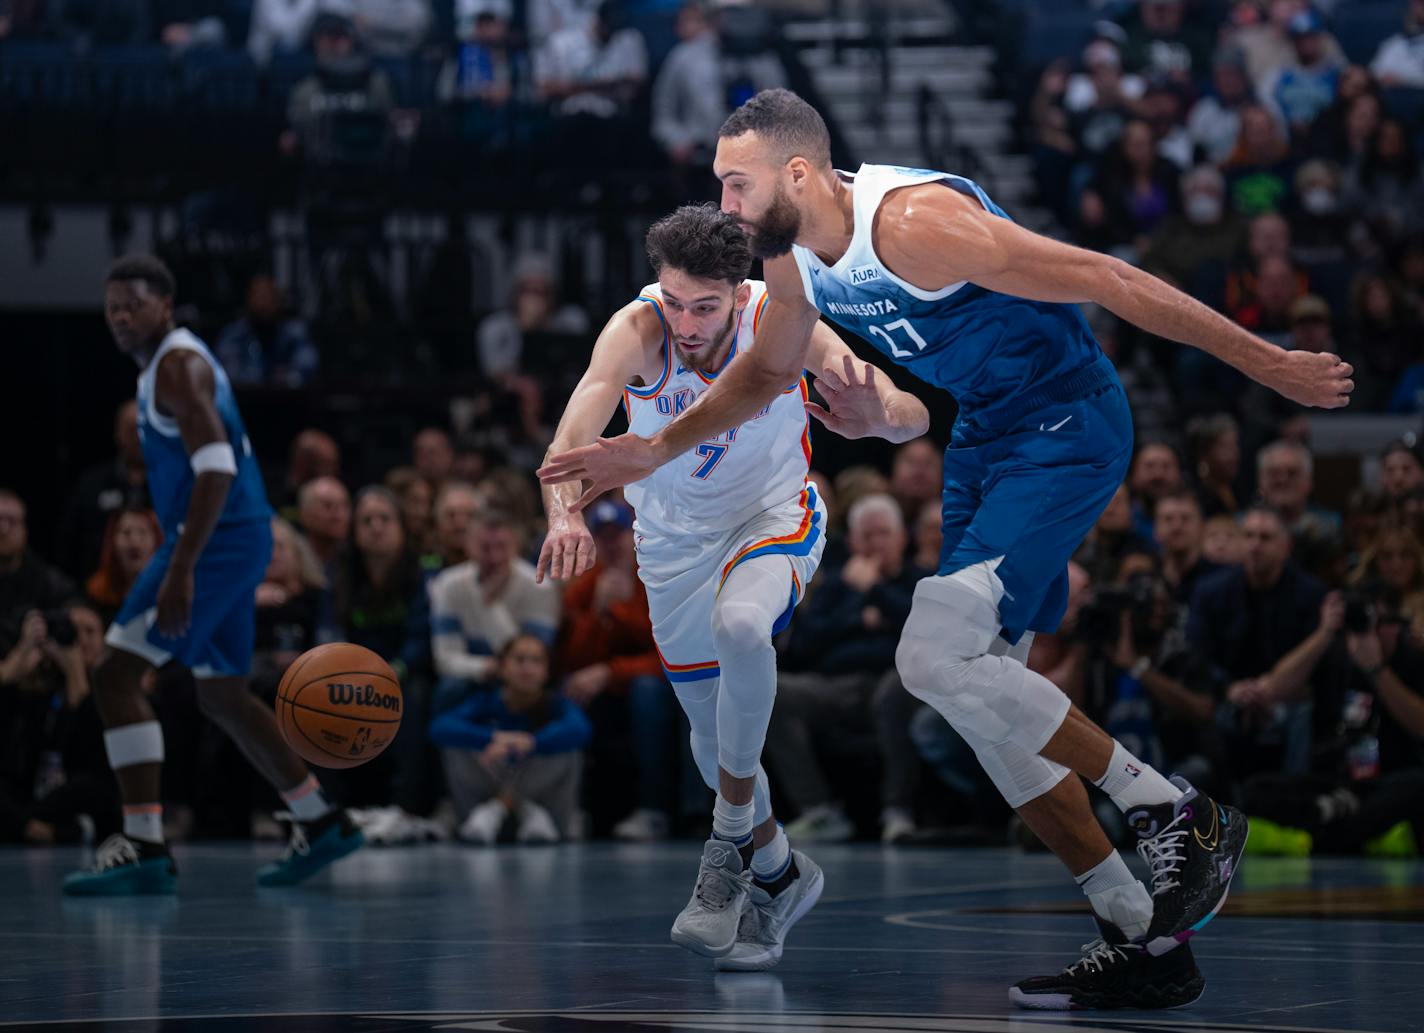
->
[257, 810, 364, 887]
[63, 835, 177, 896]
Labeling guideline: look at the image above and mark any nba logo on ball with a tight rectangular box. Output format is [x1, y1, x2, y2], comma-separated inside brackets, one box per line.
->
[275, 643, 404, 770]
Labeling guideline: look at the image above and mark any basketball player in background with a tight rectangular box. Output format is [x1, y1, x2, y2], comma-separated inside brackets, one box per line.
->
[542, 91, 1354, 1007]
[64, 256, 363, 895]
[537, 205, 928, 970]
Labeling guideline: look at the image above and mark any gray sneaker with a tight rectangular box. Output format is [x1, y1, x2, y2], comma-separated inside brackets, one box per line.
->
[670, 838, 752, 958]
[714, 851, 824, 972]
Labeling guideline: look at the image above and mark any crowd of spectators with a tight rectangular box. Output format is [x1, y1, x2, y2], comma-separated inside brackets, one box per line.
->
[1030, 0, 1424, 419]
[3, 1, 1423, 859]
[4, 405, 1423, 856]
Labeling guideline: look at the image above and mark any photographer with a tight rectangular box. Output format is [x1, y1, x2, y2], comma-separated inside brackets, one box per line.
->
[1188, 506, 1331, 784]
[1072, 554, 1218, 795]
[1243, 587, 1424, 854]
[0, 603, 118, 845]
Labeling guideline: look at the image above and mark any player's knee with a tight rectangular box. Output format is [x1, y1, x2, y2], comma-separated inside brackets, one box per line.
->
[710, 597, 771, 659]
[896, 564, 1001, 695]
[195, 680, 248, 725]
[92, 649, 148, 704]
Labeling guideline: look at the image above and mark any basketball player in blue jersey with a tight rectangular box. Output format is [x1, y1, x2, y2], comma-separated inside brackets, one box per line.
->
[542, 91, 1355, 1008]
[538, 205, 928, 970]
[64, 256, 363, 895]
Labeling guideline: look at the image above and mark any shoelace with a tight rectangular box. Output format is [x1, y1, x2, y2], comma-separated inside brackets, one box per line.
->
[694, 864, 749, 911]
[274, 812, 311, 861]
[93, 834, 140, 872]
[1136, 811, 1190, 895]
[1066, 938, 1133, 976]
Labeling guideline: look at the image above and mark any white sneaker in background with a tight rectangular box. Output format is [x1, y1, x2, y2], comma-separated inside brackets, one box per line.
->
[458, 800, 509, 845]
[783, 803, 854, 843]
[515, 802, 560, 844]
[613, 808, 670, 842]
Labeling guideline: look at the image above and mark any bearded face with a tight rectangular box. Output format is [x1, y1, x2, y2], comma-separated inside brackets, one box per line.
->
[743, 181, 803, 259]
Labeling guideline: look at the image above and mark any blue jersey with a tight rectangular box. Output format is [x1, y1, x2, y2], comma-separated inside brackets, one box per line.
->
[790, 164, 1113, 431]
[136, 329, 272, 535]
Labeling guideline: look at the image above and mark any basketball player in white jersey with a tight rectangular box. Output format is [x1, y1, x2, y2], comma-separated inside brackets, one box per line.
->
[537, 204, 928, 970]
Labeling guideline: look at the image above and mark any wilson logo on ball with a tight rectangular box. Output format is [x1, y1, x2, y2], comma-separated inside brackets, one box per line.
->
[327, 683, 402, 712]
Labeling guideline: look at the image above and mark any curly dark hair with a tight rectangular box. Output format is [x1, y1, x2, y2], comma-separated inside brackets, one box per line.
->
[105, 254, 176, 298]
[719, 88, 831, 170]
[644, 204, 752, 285]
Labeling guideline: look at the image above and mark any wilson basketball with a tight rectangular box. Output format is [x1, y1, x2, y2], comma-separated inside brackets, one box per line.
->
[275, 642, 403, 770]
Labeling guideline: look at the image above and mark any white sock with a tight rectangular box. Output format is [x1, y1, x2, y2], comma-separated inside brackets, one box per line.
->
[712, 793, 755, 846]
[1095, 740, 1184, 812]
[123, 805, 164, 845]
[281, 774, 336, 823]
[751, 824, 791, 882]
[1076, 851, 1152, 941]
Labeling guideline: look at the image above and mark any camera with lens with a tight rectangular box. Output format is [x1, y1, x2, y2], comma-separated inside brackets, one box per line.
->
[42, 609, 77, 647]
[1077, 571, 1176, 654]
[1343, 580, 1404, 635]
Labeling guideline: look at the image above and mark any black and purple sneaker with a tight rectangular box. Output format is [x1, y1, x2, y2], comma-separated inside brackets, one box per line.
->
[1010, 917, 1205, 1011]
[1128, 776, 1249, 956]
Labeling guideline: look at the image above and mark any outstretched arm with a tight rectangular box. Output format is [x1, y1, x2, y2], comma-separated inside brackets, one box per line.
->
[804, 323, 930, 443]
[539, 254, 821, 506]
[153, 350, 236, 637]
[537, 301, 658, 582]
[876, 186, 1354, 409]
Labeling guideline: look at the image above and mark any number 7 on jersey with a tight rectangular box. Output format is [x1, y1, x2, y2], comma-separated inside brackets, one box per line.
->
[691, 442, 728, 480]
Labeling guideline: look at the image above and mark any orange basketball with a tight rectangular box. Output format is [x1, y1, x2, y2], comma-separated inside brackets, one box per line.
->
[275, 642, 403, 770]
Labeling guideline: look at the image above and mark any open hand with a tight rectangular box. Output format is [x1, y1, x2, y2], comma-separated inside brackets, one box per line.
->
[537, 434, 659, 512]
[806, 355, 890, 440]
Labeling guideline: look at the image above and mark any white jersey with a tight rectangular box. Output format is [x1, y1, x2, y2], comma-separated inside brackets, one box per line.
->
[624, 280, 812, 537]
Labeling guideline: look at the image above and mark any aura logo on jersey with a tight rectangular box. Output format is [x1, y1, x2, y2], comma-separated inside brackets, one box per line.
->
[326, 683, 401, 712]
[849, 265, 882, 284]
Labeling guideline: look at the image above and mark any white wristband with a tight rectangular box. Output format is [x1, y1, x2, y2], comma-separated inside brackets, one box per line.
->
[190, 441, 237, 476]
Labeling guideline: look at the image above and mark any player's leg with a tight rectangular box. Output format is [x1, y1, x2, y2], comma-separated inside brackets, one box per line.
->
[62, 643, 178, 895]
[196, 678, 362, 888]
[669, 669, 774, 958]
[709, 551, 824, 972]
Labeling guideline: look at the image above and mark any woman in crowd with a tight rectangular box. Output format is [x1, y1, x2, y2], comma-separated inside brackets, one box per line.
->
[1350, 522, 1424, 640]
[429, 632, 590, 845]
[83, 508, 161, 621]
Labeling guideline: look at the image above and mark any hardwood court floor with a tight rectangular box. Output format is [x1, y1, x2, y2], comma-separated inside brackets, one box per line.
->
[1, 842, 1420, 1031]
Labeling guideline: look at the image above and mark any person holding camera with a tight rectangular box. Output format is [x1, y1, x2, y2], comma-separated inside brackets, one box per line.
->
[1243, 586, 1424, 854]
[0, 603, 119, 846]
[1067, 554, 1221, 809]
[1188, 506, 1332, 784]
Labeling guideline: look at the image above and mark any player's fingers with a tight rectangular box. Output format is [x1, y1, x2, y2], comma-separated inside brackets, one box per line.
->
[819, 364, 847, 392]
[1337, 361, 1354, 378]
[572, 483, 602, 513]
[537, 461, 586, 484]
[842, 353, 859, 387]
[1339, 378, 1355, 394]
[805, 402, 838, 426]
[535, 543, 552, 583]
[575, 535, 596, 577]
[863, 362, 877, 389]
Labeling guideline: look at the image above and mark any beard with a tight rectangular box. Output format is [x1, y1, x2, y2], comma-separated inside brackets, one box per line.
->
[674, 306, 738, 372]
[744, 185, 802, 259]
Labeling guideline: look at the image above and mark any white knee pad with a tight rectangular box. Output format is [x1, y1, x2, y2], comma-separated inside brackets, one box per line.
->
[896, 562, 1067, 751]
